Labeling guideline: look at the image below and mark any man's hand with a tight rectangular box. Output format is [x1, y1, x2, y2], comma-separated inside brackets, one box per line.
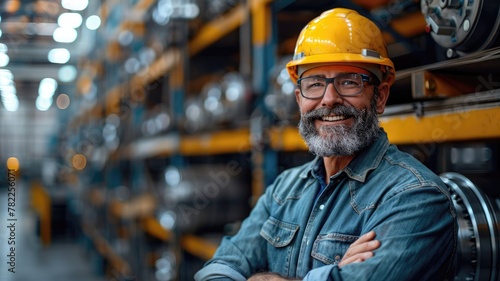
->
[339, 230, 380, 267]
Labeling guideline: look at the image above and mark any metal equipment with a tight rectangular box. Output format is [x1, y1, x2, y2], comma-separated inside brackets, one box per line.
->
[441, 172, 500, 281]
[421, 0, 500, 57]
[265, 57, 298, 124]
[159, 165, 250, 233]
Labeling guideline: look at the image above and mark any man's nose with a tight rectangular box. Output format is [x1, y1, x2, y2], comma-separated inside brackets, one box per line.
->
[321, 83, 344, 107]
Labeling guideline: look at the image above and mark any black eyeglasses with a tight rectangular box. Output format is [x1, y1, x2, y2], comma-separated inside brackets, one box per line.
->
[297, 73, 375, 99]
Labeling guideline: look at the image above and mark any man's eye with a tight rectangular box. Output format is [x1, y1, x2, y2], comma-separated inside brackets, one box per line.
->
[304, 78, 325, 88]
[308, 82, 325, 88]
[339, 79, 360, 87]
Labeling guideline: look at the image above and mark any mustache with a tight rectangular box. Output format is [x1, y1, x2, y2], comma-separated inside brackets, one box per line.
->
[302, 105, 361, 119]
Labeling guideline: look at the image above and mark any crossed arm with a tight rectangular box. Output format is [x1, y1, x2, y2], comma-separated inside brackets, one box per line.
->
[247, 231, 380, 281]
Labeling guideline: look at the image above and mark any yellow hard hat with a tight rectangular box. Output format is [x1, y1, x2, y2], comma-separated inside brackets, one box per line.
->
[286, 8, 395, 86]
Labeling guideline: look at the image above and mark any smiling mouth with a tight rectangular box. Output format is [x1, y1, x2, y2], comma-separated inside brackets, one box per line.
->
[321, 115, 349, 122]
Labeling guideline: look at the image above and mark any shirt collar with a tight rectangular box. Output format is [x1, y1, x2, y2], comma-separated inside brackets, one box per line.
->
[343, 129, 389, 182]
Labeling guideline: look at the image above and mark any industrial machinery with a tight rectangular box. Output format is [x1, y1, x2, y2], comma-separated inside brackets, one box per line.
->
[422, 0, 500, 58]
[442, 172, 500, 281]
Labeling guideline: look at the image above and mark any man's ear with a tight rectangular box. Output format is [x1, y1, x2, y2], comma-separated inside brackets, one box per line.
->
[295, 88, 301, 105]
[375, 82, 390, 114]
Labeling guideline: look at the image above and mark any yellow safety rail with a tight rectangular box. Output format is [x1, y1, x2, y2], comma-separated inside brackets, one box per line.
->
[381, 106, 500, 144]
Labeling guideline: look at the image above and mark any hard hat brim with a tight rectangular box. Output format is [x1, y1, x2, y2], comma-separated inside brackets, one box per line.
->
[287, 53, 395, 85]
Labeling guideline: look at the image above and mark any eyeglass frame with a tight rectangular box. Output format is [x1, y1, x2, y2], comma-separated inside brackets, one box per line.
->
[297, 73, 378, 99]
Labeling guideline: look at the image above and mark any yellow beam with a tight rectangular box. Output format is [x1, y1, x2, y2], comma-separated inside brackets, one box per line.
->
[141, 216, 173, 242]
[389, 11, 426, 39]
[412, 71, 478, 99]
[97, 0, 120, 27]
[251, 0, 272, 45]
[188, 4, 247, 56]
[105, 86, 123, 115]
[382, 11, 427, 44]
[250, 0, 274, 10]
[83, 223, 132, 276]
[117, 129, 252, 159]
[169, 51, 184, 89]
[181, 234, 218, 261]
[380, 106, 500, 144]
[108, 193, 156, 220]
[130, 49, 181, 89]
[134, 0, 156, 11]
[179, 128, 252, 156]
[269, 126, 307, 151]
[100, 0, 156, 35]
[126, 134, 180, 159]
[116, 0, 156, 37]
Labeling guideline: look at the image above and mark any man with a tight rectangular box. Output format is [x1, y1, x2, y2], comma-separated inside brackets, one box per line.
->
[195, 8, 456, 281]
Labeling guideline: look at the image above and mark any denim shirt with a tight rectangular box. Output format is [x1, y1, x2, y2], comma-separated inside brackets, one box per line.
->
[195, 130, 457, 281]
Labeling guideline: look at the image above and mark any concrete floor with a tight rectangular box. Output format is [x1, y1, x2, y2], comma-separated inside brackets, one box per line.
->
[0, 180, 105, 281]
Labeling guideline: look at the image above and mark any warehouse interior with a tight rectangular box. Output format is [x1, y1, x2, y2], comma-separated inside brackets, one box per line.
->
[1, 0, 500, 280]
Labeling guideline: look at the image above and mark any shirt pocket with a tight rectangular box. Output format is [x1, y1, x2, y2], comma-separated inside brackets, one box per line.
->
[260, 216, 299, 247]
[260, 217, 300, 275]
[311, 233, 359, 266]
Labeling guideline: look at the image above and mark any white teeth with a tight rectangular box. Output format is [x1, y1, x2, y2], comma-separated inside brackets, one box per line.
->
[321, 115, 347, 121]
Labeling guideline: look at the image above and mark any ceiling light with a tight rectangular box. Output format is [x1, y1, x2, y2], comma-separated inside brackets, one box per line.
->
[0, 69, 14, 81]
[61, 0, 89, 11]
[85, 15, 101, 30]
[48, 48, 71, 64]
[36, 96, 53, 111]
[53, 27, 78, 43]
[58, 65, 78, 82]
[0, 69, 19, 111]
[38, 78, 58, 99]
[1, 84, 19, 112]
[0, 53, 9, 67]
[58, 13, 83, 29]
[3, 97, 19, 112]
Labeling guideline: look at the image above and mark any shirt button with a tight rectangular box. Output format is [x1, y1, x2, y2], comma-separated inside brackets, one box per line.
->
[319, 204, 324, 210]
[275, 237, 280, 242]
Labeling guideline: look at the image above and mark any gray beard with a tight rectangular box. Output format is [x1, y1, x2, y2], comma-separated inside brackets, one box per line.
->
[298, 98, 380, 157]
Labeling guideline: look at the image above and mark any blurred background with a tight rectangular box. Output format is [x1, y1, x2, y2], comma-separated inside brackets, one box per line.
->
[0, 0, 500, 280]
